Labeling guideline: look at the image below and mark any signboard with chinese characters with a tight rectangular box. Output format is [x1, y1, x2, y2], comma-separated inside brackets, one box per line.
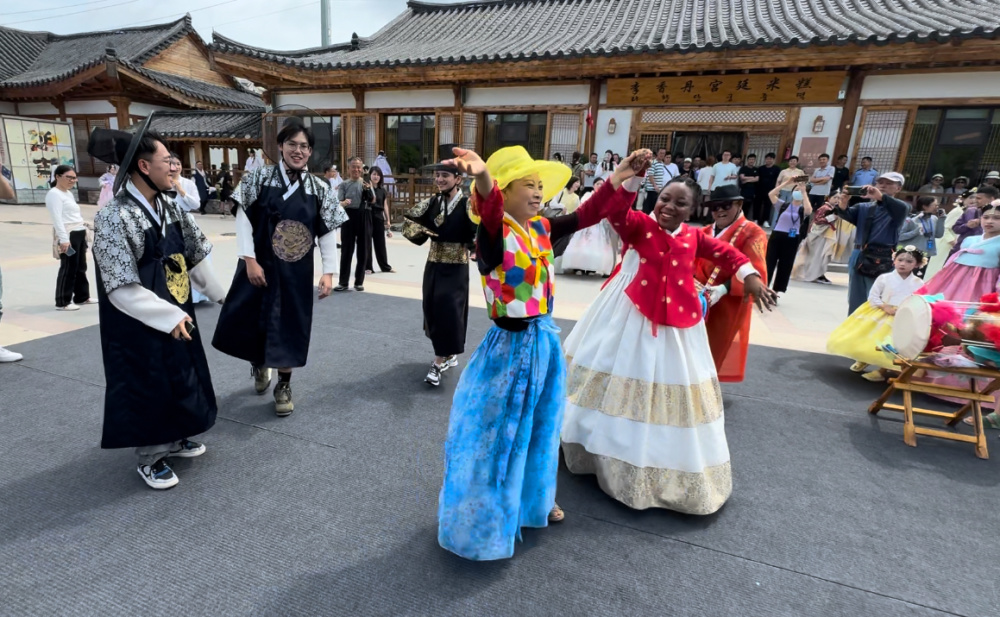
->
[1, 115, 76, 203]
[607, 72, 845, 106]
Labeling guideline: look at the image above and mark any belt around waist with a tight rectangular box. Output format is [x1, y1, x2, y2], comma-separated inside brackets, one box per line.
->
[428, 241, 468, 264]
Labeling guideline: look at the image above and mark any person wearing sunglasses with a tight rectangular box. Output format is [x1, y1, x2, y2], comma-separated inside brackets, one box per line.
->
[46, 165, 95, 311]
[694, 184, 769, 382]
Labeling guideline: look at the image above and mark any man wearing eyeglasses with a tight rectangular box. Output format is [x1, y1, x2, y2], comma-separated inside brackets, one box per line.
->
[693, 184, 768, 382]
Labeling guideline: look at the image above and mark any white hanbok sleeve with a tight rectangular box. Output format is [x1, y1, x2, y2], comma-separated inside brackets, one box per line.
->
[235, 206, 255, 260]
[868, 274, 889, 307]
[108, 284, 187, 334]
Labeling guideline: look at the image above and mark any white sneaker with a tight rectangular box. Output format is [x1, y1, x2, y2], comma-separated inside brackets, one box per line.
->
[0, 346, 23, 362]
[81, 298, 98, 305]
[56, 303, 81, 311]
[442, 355, 459, 371]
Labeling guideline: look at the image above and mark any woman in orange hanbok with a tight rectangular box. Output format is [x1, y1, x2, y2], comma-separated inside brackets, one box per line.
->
[694, 185, 769, 382]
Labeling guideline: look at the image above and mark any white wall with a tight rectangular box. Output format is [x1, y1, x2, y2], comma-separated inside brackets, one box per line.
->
[861, 71, 1000, 100]
[274, 91, 356, 110]
[0, 101, 16, 114]
[365, 89, 453, 109]
[464, 84, 590, 107]
[65, 100, 115, 114]
[129, 102, 178, 116]
[17, 102, 59, 115]
[594, 109, 631, 157]
[793, 106, 842, 160]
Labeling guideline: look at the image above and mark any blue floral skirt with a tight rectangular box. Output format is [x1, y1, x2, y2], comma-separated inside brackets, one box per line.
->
[438, 314, 566, 561]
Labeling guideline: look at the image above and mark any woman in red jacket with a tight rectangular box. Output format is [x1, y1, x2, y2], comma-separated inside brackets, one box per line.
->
[561, 176, 776, 515]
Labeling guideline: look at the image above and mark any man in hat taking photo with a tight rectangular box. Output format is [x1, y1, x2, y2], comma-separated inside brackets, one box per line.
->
[832, 171, 911, 314]
[88, 122, 227, 490]
[402, 144, 479, 386]
[694, 184, 768, 382]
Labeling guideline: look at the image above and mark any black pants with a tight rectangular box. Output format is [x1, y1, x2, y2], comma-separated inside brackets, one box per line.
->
[809, 193, 826, 209]
[366, 213, 392, 272]
[755, 192, 772, 226]
[641, 191, 659, 214]
[765, 230, 801, 293]
[56, 229, 90, 307]
[339, 208, 371, 287]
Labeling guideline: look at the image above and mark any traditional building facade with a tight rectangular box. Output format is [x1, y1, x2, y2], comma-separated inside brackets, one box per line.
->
[0, 16, 262, 201]
[211, 0, 1000, 193]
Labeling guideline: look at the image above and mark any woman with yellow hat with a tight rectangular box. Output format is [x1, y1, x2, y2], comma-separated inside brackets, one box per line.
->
[436, 145, 652, 560]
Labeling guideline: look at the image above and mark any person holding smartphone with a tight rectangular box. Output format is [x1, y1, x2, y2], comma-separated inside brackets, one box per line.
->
[46, 165, 94, 311]
[766, 176, 812, 298]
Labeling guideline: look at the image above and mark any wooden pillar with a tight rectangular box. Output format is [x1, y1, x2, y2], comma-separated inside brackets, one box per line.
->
[237, 146, 248, 174]
[198, 141, 211, 168]
[584, 79, 601, 156]
[111, 96, 131, 130]
[834, 69, 866, 163]
[222, 147, 231, 168]
[54, 98, 66, 121]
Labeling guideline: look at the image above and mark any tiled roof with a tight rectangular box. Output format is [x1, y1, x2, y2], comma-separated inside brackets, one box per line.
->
[0, 17, 191, 87]
[124, 64, 264, 109]
[0, 15, 262, 109]
[212, 0, 1000, 69]
[133, 110, 262, 140]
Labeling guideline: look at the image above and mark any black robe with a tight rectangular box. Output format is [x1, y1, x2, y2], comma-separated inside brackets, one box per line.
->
[92, 191, 216, 448]
[212, 165, 346, 368]
[403, 191, 478, 357]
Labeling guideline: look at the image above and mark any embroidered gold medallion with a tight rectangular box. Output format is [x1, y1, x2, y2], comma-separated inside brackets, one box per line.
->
[272, 220, 313, 262]
[164, 253, 190, 304]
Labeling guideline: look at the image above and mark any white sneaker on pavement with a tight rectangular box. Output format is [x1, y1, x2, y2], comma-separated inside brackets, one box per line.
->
[0, 347, 23, 362]
[56, 303, 81, 311]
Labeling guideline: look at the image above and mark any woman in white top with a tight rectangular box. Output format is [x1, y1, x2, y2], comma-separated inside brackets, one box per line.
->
[45, 165, 94, 310]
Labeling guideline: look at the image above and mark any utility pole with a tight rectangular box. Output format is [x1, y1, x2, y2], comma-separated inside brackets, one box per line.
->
[320, 0, 332, 46]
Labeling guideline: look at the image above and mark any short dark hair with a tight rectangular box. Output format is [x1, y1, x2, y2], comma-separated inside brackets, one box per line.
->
[322, 163, 334, 174]
[977, 185, 1000, 199]
[788, 155, 799, 162]
[277, 120, 314, 148]
[664, 176, 702, 205]
[130, 130, 167, 174]
[915, 196, 938, 210]
[169, 151, 181, 162]
[553, 152, 562, 161]
[765, 152, 776, 159]
[747, 153, 757, 159]
[837, 154, 848, 160]
[819, 153, 830, 159]
[721, 149, 732, 156]
[862, 156, 873, 162]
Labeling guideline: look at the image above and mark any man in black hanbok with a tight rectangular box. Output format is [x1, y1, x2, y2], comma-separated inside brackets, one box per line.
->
[402, 144, 479, 386]
[213, 120, 346, 416]
[89, 124, 226, 490]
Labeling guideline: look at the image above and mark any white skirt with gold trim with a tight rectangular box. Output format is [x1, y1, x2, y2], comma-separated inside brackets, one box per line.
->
[561, 249, 731, 514]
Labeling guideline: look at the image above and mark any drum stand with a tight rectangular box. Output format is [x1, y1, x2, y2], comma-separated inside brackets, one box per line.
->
[868, 359, 993, 459]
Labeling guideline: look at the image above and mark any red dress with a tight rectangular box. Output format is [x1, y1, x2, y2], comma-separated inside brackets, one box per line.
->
[694, 217, 769, 382]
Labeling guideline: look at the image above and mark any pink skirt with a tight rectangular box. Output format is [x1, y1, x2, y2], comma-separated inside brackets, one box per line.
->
[917, 264, 1000, 408]
[917, 263, 1000, 302]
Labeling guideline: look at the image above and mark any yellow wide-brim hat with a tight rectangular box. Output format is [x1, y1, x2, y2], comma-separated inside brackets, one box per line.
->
[485, 146, 572, 204]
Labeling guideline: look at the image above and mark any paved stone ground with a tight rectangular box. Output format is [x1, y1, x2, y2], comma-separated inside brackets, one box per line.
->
[2, 204, 997, 617]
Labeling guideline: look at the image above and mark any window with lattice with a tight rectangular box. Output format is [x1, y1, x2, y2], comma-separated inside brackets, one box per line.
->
[547, 112, 583, 162]
[383, 114, 435, 174]
[744, 134, 782, 160]
[483, 113, 547, 160]
[73, 117, 109, 176]
[638, 134, 670, 154]
[461, 112, 478, 151]
[854, 109, 910, 175]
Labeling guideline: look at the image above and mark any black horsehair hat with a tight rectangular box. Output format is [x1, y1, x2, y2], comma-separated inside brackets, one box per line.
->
[87, 113, 158, 193]
[426, 143, 459, 174]
[708, 184, 744, 203]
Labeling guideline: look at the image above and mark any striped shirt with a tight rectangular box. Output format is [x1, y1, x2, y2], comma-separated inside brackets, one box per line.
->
[644, 160, 667, 193]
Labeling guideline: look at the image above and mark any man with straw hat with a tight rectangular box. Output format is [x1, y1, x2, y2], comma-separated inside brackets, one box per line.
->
[87, 120, 227, 490]
[402, 144, 479, 387]
[694, 184, 769, 382]
[436, 145, 652, 560]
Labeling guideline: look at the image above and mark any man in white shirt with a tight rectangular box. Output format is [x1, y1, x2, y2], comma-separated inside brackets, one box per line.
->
[582, 152, 599, 189]
[662, 150, 679, 180]
[808, 153, 835, 208]
[324, 163, 343, 190]
[711, 150, 740, 190]
[168, 154, 201, 213]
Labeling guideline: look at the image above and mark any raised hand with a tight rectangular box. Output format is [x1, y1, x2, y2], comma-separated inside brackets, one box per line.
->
[442, 147, 488, 178]
[610, 149, 653, 189]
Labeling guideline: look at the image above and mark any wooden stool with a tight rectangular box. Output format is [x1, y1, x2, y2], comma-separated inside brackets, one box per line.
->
[868, 359, 996, 459]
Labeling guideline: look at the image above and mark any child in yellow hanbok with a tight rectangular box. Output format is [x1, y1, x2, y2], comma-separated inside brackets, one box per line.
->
[827, 246, 924, 381]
